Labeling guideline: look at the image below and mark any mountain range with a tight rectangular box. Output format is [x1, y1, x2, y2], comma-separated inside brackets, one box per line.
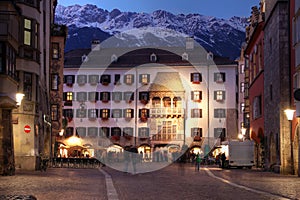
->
[55, 4, 249, 60]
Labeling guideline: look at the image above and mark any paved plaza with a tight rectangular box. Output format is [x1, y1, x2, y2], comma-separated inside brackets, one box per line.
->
[1, 163, 300, 200]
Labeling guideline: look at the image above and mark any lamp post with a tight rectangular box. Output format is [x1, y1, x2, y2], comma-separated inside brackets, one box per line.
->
[284, 109, 295, 175]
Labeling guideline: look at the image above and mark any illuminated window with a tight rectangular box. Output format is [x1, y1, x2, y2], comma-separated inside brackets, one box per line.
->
[24, 18, 32, 46]
[124, 109, 134, 118]
[66, 92, 73, 101]
[52, 43, 59, 59]
[139, 108, 149, 118]
[100, 109, 110, 119]
[139, 74, 150, 85]
[124, 74, 134, 85]
[191, 91, 202, 102]
[214, 91, 225, 101]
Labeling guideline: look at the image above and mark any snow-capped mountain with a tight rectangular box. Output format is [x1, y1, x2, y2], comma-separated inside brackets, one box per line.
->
[55, 4, 248, 59]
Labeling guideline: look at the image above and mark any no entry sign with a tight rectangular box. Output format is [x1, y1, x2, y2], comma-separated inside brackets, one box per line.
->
[24, 125, 31, 133]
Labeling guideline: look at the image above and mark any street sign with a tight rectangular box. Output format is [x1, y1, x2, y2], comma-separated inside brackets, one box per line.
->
[24, 125, 31, 133]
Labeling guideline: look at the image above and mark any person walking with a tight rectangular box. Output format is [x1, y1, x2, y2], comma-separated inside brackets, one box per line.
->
[221, 152, 226, 169]
[195, 153, 201, 171]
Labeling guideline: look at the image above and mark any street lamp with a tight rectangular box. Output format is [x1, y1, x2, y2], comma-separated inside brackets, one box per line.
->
[284, 109, 295, 175]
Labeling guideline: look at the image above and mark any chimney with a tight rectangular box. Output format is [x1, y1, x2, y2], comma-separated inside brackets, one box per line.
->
[91, 39, 100, 51]
[186, 37, 194, 50]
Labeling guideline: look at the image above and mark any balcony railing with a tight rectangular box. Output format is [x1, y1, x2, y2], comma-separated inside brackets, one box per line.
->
[150, 108, 184, 118]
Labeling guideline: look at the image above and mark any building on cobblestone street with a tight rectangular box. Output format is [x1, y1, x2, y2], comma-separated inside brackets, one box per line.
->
[0, 0, 63, 174]
[244, 1, 265, 169]
[60, 38, 238, 162]
[263, 0, 293, 174]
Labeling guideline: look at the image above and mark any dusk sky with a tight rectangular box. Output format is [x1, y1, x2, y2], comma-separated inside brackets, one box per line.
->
[58, 0, 260, 19]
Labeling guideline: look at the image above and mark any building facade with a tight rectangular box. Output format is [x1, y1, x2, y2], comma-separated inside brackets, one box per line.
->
[264, 0, 292, 174]
[61, 40, 238, 162]
[244, 2, 265, 168]
[0, 0, 59, 173]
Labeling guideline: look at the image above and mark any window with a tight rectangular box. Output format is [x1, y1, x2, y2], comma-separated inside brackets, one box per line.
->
[214, 91, 226, 101]
[112, 109, 122, 118]
[191, 109, 202, 118]
[138, 127, 149, 138]
[191, 91, 202, 102]
[182, 52, 188, 61]
[111, 54, 118, 62]
[51, 104, 58, 121]
[76, 108, 87, 118]
[124, 74, 134, 85]
[214, 72, 226, 82]
[214, 109, 226, 118]
[77, 92, 87, 102]
[88, 109, 98, 119]
[24, 72, 32, 101]
[24, 18, 32, 46]
[139, 92, 149, 103]
[240, 82, 245, 93]
[240, 64, 245, 74]
[64, 75, 75, 87]
[63, 109, 73, 119]
[99, 127, 110, 137]
[191, 73, 202, 83]
[214, 128, 226, 141]
[52, 43, 59, 59]
[77, 75, 87, 85]
[112, 92, 122, 102]
[51, 74, 59, 90]
[87, 127, 98, 137]
[123, 127, 133, 137]
[76, 127, 86, 138]
[124, 92, 134, 102]
[191, 128, 202, 137]
[88, 75, 99, 85]
[64, 92, 73, 101]
[139, 109, 149, 120]
[114, 74, 121, 85]
[124, 109, 134, 119]
[139, 74, 150, 85]
[240, 103, 245, 113]
[150, 53, 157, 62]
[111, 127, 122, 136]
[87, 91, 98, 102]
[100, 109, 110, 119]
[100, 92, 110, 102]
[100, 74, 111, 85]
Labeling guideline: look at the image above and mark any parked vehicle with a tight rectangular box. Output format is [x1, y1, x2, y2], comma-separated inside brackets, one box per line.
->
[221, 140, 254, 169]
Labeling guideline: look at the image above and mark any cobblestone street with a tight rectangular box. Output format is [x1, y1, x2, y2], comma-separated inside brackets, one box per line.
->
[1, 164, 300, 200]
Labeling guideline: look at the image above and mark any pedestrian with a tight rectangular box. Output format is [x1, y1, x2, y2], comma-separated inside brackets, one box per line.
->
[195, 153, 201, 171]
[221, 152, 226, 169]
